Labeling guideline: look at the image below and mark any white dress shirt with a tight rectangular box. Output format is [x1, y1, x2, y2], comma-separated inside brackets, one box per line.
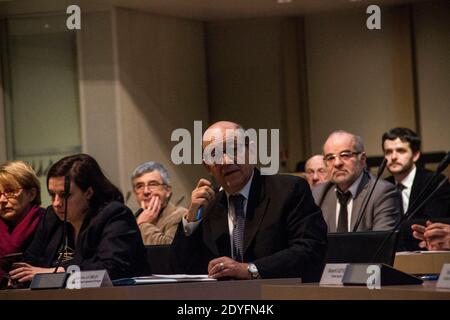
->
[397, 166, 416, 213]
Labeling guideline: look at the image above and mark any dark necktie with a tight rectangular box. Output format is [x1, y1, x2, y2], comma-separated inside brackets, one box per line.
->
[336, 190, 351, 232]
[396, 183, 406, 214]
[230, 194, 245, 262]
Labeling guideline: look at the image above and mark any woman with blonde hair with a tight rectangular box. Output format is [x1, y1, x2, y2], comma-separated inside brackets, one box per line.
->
[0, 161, 44, 279]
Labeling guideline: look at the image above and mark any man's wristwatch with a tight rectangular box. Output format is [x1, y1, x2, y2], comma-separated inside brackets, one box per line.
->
[247, 263, 260, 279]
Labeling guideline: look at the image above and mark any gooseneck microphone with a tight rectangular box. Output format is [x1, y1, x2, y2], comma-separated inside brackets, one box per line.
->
[372, 151, 450, 261]
[352, 157, 387, 232]
[407, 150, 450, 214]
[54, 175, 71, 273]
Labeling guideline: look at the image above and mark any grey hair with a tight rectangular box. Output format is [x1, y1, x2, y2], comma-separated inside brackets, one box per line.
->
[326, 130, 365, 153]
[131, 161, 171, 186]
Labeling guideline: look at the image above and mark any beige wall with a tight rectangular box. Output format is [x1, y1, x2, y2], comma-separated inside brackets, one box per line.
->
[205, 18, 312, 171]
[113, 8, 208, 210]
[413, 1, 450, 153]
[78, 8, 209, 210]
[305, 6, 416, 157]
[78, 10, 121, 187]
[1, 0, 448, 187]
[0, 23, 6, 164]
[206, 19, 284, 131]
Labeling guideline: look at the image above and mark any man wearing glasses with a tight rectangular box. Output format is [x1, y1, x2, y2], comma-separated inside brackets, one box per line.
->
[312, 130, 401, 232]
[131, 162, 187, 245]
[171, 121, 327, 281]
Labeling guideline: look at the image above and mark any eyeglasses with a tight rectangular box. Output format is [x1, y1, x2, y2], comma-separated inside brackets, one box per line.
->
[323, 151, 362, 163]
[134, 182, 167, 193]
[0, 188, 24, 199]
[203, 143, 248, 165]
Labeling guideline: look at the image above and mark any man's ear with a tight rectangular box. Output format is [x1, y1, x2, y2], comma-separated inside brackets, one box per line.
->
[85, 187, 94, 200]
[360, 152, 367, 164]
[412, 151, 421, 163]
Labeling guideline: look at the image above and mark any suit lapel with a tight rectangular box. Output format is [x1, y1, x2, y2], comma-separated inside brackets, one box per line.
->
[410, 167, 425, 204]
[350, 172, 370, 231]
[203, 192, 231, 257]
[318, 182, 337, 232]
[243, 170, 269, 254]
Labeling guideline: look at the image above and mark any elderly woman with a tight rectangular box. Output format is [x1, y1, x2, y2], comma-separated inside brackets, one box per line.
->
[0, 161, 44, 280]
[9, 154, 150, 284]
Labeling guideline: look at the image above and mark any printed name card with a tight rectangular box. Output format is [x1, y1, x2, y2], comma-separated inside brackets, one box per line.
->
[66, 269, 112, 289]
[320, 263, 349, 286]
[437, 264, 450, 289]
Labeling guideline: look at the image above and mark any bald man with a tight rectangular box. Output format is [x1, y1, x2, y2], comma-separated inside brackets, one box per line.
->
[305, 155, 329, 187]
[171, 121, 327, 281]
[312, 130, 401, 232]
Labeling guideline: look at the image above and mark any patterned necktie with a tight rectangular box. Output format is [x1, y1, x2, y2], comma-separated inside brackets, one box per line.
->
[336, 190, 351, 232]
[230, 194, 245, 262]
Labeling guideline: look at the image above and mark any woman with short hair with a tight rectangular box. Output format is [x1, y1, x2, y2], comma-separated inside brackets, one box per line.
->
[0, 161, 44, 280]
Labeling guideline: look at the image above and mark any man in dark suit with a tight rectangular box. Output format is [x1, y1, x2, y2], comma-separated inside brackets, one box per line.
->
[312, 130, 401, 232]
[382, 127, 450, 250]
[171, 121, 327, 281]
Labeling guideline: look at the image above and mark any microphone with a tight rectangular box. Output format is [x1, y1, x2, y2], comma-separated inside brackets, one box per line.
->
[372, 169, 449, 261]
[134, 208, 144, 218]
[436, 150, 450, 174]
[54, 175, 71, 273]
[352, 157, 387, 232]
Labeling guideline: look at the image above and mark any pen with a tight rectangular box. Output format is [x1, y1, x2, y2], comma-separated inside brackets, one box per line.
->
[420, 274, 439, 281]
[196, 207, 203, 221]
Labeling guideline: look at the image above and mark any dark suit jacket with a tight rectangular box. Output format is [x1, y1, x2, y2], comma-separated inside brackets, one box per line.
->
[386, 167, 450, 250]
[313, 171, 401, 232]
[386, 167, 450, 219]
[24, 201, 150, 280]
[170, 169, 328, 282]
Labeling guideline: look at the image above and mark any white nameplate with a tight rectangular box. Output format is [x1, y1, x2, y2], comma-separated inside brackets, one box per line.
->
[320, 263, 349, 285]
[437, 264, 450, 289]
[66, 269, 112, 289]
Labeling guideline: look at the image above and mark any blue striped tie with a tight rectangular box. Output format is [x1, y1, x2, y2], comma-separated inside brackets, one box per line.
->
[230, 194, 245, 262]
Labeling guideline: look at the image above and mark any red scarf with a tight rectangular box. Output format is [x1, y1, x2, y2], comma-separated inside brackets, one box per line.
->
[0, 205, 44, 278]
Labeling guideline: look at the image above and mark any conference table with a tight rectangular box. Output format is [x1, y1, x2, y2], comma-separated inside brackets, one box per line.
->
[1, 278, 449, 300]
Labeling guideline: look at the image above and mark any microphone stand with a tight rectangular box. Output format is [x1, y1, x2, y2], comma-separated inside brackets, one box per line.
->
[352, 158, 387, 232]
[371, 153, 450, 262]
[54, 176, 70, 273]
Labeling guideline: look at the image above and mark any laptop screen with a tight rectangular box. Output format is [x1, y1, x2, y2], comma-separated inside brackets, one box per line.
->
[326, 231, 399, 265]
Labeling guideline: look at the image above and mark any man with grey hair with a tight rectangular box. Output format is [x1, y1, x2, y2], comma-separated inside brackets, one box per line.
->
[305, 155, 329, 187]
[131, 162, 187, 245]
[312, 130, 401, 232]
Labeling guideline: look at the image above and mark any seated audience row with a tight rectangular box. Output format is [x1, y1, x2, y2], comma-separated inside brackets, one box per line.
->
[0, 122, 448, 287]
[304, 127, 449, 250]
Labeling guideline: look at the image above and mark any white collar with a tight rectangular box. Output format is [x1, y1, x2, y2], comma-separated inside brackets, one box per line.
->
[399, 165, 416, 190]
